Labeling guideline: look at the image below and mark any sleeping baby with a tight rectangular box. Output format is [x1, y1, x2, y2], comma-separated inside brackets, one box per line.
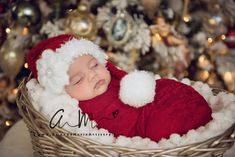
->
[27, 34, 212, 142]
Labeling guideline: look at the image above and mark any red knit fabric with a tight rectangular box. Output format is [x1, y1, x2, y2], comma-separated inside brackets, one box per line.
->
[27, 34, 76, 78]
[79, 63, 212, 142]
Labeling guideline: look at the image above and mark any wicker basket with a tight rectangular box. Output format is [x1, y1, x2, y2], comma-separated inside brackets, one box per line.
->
[16, 78, 235, 157]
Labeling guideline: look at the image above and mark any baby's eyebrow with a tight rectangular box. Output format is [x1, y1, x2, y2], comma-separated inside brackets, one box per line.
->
[88, 58, 96, 65]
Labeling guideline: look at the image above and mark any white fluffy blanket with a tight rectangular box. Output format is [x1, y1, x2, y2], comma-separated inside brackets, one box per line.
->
[26, 76, 235, 149]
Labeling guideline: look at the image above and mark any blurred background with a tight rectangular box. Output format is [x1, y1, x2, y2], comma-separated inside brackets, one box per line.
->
[0, 0, 234, 140]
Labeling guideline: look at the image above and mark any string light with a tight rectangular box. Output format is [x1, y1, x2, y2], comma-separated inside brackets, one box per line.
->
[220, 34, 226, 40]
[223, 72, 233, 83]
[198, 55, 206, 64]
[12, 88, 18, 95]
[24, 63, 28, 68]
[198, 70, 210, 81]
[207, 37, 213, 44]
[5, 28, 11, 34]
[183, 15, 190, 23]
[5, 120, 13, 127]
[198, 55, 210, 68]
[22, 27, 29, 36]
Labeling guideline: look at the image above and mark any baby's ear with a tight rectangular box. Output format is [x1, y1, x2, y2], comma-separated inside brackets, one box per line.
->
[119, 70, 156, 108]
[106, 61, 127, 80]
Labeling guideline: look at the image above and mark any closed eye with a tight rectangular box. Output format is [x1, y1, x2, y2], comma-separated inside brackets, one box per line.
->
[73, 77, 83, 85]
[91, 63, 98, 68]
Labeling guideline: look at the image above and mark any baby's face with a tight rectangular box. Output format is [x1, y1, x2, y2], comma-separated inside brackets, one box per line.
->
[65, 55, 111, 101]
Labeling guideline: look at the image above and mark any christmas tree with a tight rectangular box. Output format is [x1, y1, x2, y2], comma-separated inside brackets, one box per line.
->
[0, 0, 234, 139]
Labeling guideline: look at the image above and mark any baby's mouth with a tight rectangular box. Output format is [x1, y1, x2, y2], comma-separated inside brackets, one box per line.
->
[94, 79, 105, 89]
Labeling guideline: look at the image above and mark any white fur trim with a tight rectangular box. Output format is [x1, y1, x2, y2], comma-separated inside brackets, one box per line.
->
[36, 38, 107, 94]
[119, 70, 156, 108]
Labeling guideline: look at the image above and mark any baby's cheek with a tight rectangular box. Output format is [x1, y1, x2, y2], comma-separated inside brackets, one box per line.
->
[76, 84, 95, 100]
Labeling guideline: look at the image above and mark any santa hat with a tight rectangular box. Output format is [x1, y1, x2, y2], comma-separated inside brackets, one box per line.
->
[27, 34, 156, 107]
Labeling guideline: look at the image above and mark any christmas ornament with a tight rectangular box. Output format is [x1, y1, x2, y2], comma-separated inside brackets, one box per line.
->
[0, 39, 25, 80]
[65, 3, 97, 39]
[97, 0, 150, 54]
[150, 16, 190, 78]
[107, 10, 133, 47]
[11, 1, 41, 26]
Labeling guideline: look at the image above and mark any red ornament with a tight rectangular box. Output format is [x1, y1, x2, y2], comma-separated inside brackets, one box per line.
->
[225, 28, 235, 48]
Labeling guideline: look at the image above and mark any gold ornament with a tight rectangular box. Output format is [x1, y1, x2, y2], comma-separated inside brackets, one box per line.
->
[0, 39, 25, 80]
[65, 3, 97, 39]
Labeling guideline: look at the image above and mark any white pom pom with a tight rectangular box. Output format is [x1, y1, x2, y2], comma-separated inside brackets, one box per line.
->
[119, 70, 156, 108]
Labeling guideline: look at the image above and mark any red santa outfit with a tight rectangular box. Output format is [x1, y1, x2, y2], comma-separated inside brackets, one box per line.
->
[27, 34, 212, 142]
[79, 62, 212, 141]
